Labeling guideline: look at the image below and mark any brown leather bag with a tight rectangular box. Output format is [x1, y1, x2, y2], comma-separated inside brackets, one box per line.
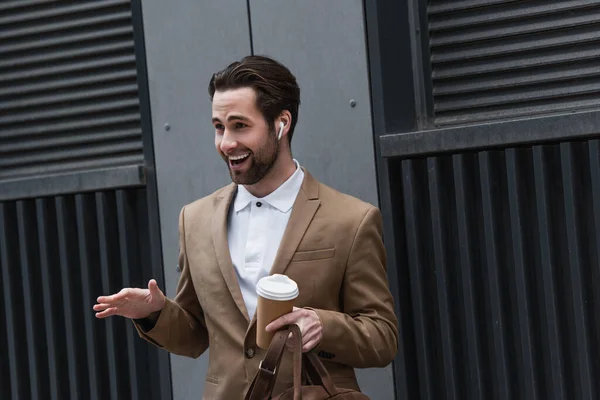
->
[245, 324, 370, 400]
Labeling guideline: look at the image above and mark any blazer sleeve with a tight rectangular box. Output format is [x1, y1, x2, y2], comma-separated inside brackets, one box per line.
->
[133, 205, 209, 358]
[308, 207, 399, 368]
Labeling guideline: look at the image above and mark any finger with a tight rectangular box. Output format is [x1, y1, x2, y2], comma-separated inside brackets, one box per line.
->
[148, 279, 159, 293]
[302, 339, 320, 353]
[93, 303, 112, 312]
[97, 288, 130, 304]
[95, 307, 118, 318]
[265, 310, 303, 332]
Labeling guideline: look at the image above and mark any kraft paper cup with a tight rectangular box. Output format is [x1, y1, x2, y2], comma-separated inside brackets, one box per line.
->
[256, 274, 299, 349]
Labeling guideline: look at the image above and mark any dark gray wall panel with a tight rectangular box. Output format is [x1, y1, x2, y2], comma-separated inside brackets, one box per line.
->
[427, 0, 600, 126]
[388, 140, 600, 399]
[140, 1, 251, 399]
[0, 0, 144, 182]
[249, 1, 389, 398]
[0, 189, 159, 400]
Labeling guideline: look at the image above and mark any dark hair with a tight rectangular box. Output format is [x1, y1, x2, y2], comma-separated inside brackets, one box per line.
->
[208, 55, 301, 143]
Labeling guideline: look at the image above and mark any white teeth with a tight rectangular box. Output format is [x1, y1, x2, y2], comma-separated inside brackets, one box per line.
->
[229, 153, 250, 161]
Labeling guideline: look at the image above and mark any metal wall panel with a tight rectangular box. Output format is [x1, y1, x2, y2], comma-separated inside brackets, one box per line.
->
[0, 0, 143, 181]
[388, 139, 600, 400]
[427, 0, 600, 126]
[0, 188, 161, 400]
[138, 0, 251, 398]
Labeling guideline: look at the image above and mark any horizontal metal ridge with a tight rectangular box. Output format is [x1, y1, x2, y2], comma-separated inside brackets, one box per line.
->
[0, 0, 129, 26]
[0, 114, 141, 139]
[0, 84, 139, 111]
[0, 11, 132, 41]
[0, 141, 143, 168]
[0, 99, 139, 126]
[430, 10, 600, 47]
[428, 0, 518, 15]
[0, 41, 133, 69]
[432, 26, 600, 63]
[0, 165, 145, 201]
[436, 99, 600, 125]
[433, 45, 600, 79]
[435, 63, 600, 96]
[0, 154, 145, 181]
[0, 26, 132, 55]
[435, 81, 600, 112]
[429, 0, 599, 31]
[0, 55, 136, 83]
[0, 129, 141, 154]
[0, 0, 54, 13]
[380, 110, 600, 158]
[0, 70, 136, 98]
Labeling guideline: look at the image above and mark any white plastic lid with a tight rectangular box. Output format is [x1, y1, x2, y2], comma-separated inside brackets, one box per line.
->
[256, 274, 299, 301]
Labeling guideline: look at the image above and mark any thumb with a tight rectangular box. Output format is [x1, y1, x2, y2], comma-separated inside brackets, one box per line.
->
[148, 279, 161, 295]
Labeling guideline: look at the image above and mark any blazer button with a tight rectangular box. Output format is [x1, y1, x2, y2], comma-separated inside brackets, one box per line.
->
[245, 348, 255, 359]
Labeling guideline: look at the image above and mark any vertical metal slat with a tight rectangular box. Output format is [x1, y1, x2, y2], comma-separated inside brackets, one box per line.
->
[427, 157, 458, 399]
[35, 198, 61, 400]
[401, 159, 434, 400]
[75, 194, 101, 400]
[587, 140, 600, 394]
[96, 191, 120, 399]
[452, 155, 484, 399]
[532, 146, 566, 400]
[115, 190, 139, 399]
[478, 152, 511, 399]
[55, 196, 83, 398]
[0, 203, 24, 400]
[559, 143, 594, 399]
[16, 201, 41, 399]
[505, 149, 538, 399]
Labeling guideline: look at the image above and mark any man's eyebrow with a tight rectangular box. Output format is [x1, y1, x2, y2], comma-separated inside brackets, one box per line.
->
[212, 115, 251, 124]
[227, 115, 251, 122]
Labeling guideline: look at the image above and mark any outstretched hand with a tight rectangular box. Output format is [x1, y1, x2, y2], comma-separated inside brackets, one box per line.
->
[266, 307, 323, 353]
[94, 279, 166, 320]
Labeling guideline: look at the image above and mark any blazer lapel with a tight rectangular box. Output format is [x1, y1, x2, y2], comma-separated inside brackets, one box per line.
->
[212, 183, 251, 322]
[269, 169, 321, 276]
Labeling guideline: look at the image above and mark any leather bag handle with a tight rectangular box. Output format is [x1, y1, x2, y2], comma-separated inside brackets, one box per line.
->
[246, 325, 302, 400]
[246, 324, 340, 399]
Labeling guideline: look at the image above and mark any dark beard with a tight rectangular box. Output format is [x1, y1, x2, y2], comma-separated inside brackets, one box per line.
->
[227, 129, 279, 185]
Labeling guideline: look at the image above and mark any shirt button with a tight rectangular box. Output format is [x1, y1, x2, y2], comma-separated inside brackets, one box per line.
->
[256, 202, 262, 207]
[245, 348, 255, 358]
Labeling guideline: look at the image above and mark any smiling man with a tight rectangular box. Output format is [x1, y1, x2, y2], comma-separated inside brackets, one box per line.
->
[94, 55, 399, 399]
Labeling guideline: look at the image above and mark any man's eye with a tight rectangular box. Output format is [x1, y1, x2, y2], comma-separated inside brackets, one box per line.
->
[215, 124, 225, 131]
[235, 123, 246, 129]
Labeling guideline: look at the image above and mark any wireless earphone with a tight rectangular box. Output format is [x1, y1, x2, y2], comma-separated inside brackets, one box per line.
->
[277, 121, 285, 141]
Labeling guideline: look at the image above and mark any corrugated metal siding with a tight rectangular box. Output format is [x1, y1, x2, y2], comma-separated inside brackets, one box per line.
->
[0, 188, 161, 400]
[427, 0, 600, 126]
[392, 139, 600, 400]
[0, 0, 144, 181]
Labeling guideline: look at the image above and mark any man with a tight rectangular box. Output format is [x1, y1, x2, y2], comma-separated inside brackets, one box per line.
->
[94, 55, 399, 399]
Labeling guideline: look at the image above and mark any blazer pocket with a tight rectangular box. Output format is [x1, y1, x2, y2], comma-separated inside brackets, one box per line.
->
[290, 248, 335, 262]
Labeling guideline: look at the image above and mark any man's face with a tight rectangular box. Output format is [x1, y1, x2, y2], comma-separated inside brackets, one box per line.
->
[212, 87, 279, 185]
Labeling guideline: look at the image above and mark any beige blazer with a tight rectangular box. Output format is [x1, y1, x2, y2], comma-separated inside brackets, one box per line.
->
[135, 170, 399, 399]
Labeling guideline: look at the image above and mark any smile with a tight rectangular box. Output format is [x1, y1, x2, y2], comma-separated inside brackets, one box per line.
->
[229, 153, 250, 161]
[229, 152, 250, 168]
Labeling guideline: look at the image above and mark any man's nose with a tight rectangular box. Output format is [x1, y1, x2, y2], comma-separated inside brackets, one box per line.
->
[220, 130, 237, 153]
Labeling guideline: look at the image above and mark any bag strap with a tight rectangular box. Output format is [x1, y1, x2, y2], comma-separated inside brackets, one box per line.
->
[302, 351, 339, 396]
[246, 325, 302, 400]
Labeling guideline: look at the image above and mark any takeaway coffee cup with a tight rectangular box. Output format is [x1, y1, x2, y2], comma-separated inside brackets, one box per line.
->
[256, 274, 299, 349]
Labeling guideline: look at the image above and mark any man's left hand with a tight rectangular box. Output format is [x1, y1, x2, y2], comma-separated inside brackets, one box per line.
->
[265, 307, 323, 352]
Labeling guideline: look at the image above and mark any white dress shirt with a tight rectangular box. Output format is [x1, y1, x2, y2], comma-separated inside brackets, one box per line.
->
[227, 160, 305, 320]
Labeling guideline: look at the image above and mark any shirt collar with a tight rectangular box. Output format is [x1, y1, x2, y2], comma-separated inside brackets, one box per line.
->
[233, 160, 304, 213]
